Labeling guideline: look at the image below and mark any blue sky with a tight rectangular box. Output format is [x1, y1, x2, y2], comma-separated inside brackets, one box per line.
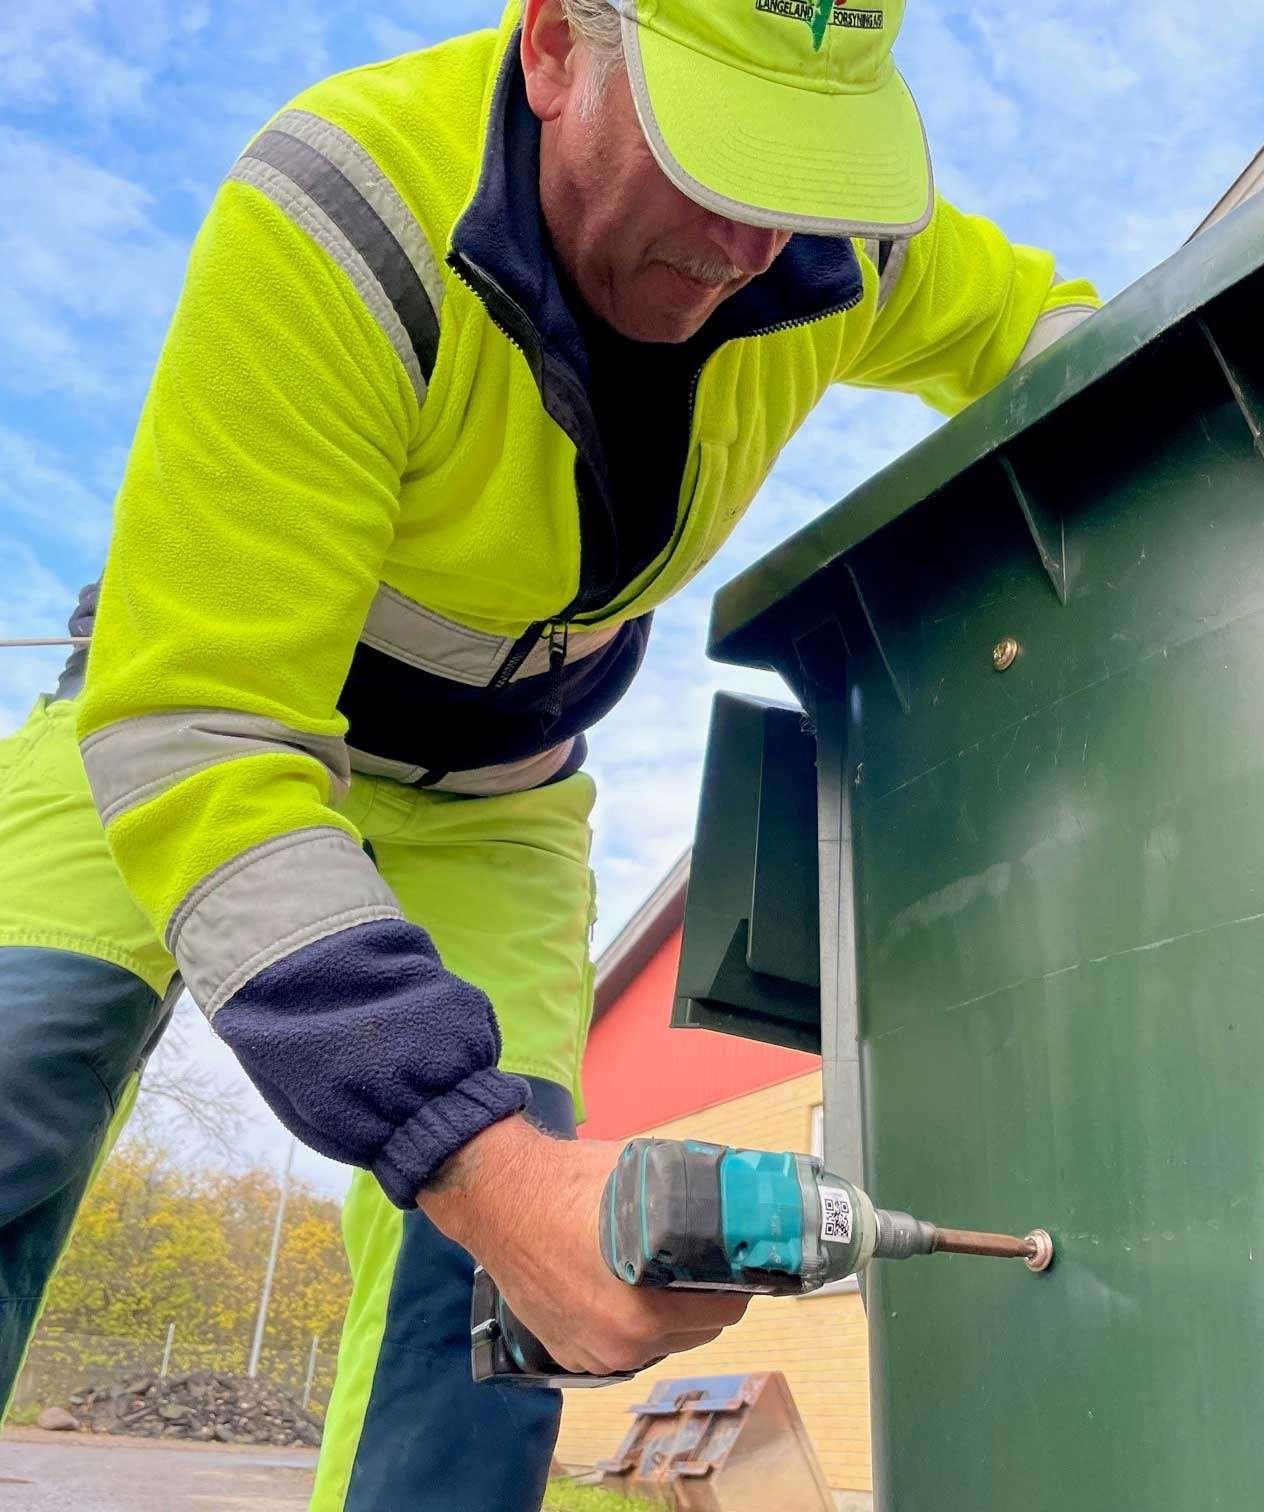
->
[2, 0, 1260, 1190]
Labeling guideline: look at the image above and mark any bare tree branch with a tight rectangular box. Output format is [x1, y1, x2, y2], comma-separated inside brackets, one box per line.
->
[128, 996, 245, 1158]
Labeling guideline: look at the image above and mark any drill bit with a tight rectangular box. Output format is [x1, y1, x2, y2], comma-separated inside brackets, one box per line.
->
[932, 1225, 1054, 1272]
[874, 1210, 1054, 1273]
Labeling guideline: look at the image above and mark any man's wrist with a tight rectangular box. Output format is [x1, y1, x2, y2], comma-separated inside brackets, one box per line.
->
[416, 1113, 542, 1252]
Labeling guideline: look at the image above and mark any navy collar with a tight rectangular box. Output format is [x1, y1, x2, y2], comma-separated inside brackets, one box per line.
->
[448, 45, 596, 455]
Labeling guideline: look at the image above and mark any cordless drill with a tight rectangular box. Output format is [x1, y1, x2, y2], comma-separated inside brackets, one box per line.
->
[470, 1136, 1053, 1388]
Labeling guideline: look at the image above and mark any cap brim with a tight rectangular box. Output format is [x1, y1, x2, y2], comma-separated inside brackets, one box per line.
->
[622, 16, 934, 238]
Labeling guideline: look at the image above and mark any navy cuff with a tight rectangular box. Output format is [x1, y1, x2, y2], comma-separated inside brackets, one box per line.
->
[212, 916, 525, 1204]
[373, 1066, 530, 1207]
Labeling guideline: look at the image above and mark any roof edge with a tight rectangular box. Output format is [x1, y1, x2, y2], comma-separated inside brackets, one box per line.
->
[593, 850, 691, 1022]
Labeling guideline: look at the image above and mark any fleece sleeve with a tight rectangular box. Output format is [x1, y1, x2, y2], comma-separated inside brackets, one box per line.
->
[76, 170, 529, 1207]
[842, 193, 1102, 417]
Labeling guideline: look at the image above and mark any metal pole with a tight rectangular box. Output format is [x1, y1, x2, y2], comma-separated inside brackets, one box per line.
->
[0, 637, 91, 649]
[302, 1334, 320, 1411]
[160, 1322, 176, 1378]
[248, 1137, 296, 1379]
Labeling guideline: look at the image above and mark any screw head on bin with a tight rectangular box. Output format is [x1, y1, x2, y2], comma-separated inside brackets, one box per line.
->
[992, 636, 1020, 672]
[1024, 1229, 1054, 1272]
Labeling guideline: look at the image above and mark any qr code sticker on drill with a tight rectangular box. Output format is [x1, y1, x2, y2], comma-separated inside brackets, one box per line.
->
[819, 1186, 853, 1244]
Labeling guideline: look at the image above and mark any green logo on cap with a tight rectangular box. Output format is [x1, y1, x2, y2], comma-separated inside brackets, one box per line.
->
[753, 0, 886, 48]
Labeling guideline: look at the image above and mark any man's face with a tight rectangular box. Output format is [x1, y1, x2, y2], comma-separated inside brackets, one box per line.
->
[533, 46, 791, 343]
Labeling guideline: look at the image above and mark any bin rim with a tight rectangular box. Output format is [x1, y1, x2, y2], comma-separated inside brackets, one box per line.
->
[708, 190, 1264, 670]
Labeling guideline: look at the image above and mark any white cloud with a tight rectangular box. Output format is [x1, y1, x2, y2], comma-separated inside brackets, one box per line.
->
[0, 426, 114, 557]
[373, 0, 504, 43]
[147, 996, 353, 1198]
[367, 19, 432, 55]
[587, 639, 786, 949]
[0, 1, 312, 122]
[897, 1, 1262, 292]
[0, 539, 78, 733]
[0, 541, 77, 637]
[0, 128, 185, 403]
[0, 7, 150, 117]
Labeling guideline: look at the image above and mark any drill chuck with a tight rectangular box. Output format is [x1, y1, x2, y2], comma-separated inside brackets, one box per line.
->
[872, 1208, 938, 1261]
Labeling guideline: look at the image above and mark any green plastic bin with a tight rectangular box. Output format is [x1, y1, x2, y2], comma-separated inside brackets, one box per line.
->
[678, 194, 1264, 1510]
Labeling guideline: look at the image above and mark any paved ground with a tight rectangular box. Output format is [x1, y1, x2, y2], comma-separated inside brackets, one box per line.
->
[0, 1429, 871, 1510]
[0, 1428, 317, 1511]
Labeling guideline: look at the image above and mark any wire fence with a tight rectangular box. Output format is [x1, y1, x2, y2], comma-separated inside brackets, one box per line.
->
[12, 1326, 338, 1419]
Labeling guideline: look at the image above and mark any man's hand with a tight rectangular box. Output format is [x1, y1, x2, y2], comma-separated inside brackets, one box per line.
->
[418, 1116, 750, 1376]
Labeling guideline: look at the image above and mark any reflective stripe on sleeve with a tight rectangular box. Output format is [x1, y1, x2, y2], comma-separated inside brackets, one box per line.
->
[228, 110, 443, 401]
[1014, 303, 1098, 369]
[861, 236, 909, 311]
[166, 827, 403, 1020]
[80, 709, 352, 825]
[267, 110, 446, 322]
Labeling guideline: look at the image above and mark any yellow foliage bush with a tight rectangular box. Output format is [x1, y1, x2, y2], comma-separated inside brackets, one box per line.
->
[42, 1138, 351, 1363]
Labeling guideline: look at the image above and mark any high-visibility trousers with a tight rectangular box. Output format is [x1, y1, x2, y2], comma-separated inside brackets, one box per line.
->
[0, 691, 599, 1511]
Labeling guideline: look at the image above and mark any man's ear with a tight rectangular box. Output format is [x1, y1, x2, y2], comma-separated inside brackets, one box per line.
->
[521, 0, 578, 123]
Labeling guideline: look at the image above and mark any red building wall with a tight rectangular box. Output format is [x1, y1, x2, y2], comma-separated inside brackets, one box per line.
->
[580, 925, 820, 1141]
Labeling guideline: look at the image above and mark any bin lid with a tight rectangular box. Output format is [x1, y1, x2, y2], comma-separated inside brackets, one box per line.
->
[707, 191, 1264, 673]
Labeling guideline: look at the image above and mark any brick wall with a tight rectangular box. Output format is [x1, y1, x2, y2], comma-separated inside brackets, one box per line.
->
[556, 1071, 872, 1493]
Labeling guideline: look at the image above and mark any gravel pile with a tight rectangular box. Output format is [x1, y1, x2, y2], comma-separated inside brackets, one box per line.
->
[61, 1370, 323, 1446]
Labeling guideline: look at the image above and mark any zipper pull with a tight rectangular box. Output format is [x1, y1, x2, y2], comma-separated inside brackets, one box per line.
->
[548, 621, 569, 670]
[543, 622, 569, 725]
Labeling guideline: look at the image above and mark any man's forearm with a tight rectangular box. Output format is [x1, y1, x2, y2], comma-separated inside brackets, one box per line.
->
[213, 917, 531, 1207]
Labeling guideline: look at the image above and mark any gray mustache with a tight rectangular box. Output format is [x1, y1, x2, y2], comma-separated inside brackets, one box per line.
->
[663, 253, 744, 286]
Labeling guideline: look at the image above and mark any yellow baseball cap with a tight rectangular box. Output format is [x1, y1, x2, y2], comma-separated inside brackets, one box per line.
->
[613, 0, 933, 236]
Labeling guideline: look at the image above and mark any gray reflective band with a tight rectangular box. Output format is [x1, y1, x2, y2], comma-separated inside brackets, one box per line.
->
[348, 737, 577, 795]
[876, 238, 908, 311]
[81, 710, 352, 825]
[241, 127, 439, 380]
[361, 584, 622, 687]
[229, 156, 427, 398]
[861, 236, 909, 312]
[168, 827, 403, 1020]
[270, 110, 445, 322]
[228, 112, 442, 400]
[1015, 303, 1098, 369]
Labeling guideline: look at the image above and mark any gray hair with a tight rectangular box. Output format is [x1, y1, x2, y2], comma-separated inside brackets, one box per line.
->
[560, 0, 625, 118]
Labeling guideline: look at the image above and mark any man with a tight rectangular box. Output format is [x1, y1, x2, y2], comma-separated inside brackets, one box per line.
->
[0, 0, 1099, 1506]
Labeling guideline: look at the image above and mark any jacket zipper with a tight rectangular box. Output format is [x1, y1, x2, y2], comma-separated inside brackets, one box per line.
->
[570, 285, 869, 629]
[449, 252, 866, 669]
[414, 612, 553, 785]
[684, 286, 867, 429]
[543, 621, 569, 725]
[448, 252, 528, 359]
[448, 249, 606, 685]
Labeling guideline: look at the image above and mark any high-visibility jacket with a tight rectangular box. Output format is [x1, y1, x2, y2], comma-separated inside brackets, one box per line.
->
[75, 1, 1099, 1204]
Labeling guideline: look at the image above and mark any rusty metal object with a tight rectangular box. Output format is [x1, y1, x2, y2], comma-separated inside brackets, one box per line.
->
[932, 1225, 1054, 1271]
[594, 1371, 833, 1511]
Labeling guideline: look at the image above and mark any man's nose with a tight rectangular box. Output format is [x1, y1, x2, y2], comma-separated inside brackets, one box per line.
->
[706, 215, 788, 276]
